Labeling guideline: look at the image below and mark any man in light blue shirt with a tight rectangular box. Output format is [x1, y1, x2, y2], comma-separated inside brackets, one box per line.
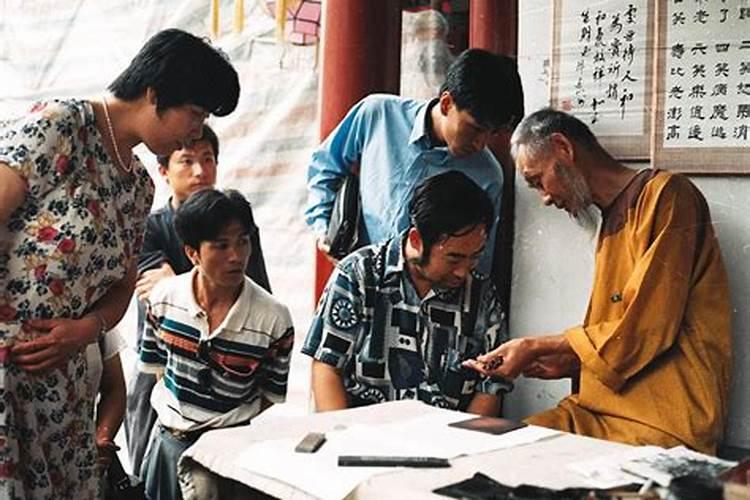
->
[305, 48, 524, 275]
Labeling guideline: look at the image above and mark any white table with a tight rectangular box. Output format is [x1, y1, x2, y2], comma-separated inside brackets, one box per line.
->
[178, 401, 632, 500]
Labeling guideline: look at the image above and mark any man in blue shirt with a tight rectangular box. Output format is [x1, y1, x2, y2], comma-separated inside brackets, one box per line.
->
[305, 48, 524, 275]
[303, 172, 511, 416]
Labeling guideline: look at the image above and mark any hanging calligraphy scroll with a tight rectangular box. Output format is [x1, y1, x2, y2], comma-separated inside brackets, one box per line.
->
[551, 0, 653, 160]
[652, 1, 750, 174]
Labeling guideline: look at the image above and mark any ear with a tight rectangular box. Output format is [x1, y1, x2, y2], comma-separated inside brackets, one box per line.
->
[146, 87, 158, 107]
[438, 91, 453, 116]
[407, 227, 424, 257]
[158, 164, 170, 181]
[184, 245, 200, 267]
[549, 132, 575, 164]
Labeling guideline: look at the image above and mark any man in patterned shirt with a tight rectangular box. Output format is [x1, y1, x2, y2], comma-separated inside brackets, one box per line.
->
[302, 171, 511, 416]
[139, 189, 294, 500]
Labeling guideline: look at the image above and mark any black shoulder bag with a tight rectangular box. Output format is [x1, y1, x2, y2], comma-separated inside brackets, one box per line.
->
[324, 174, 364, 259]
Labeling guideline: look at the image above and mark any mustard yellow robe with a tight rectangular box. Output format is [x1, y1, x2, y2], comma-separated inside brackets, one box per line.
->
[527, 170, 732, 454]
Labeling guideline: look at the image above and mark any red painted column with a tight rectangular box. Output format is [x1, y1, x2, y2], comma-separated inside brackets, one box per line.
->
[469, 0, 519, 315]
[469, 0, 518, 58]
[314, 0, 402, 302]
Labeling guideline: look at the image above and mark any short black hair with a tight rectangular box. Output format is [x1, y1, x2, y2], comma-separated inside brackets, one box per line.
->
[174, 189, 257, 249]
[156, 124, 219, 167]
[439, 48, 524, 131]
[408, 171, 494, 258]
[109, 28, 239, 117]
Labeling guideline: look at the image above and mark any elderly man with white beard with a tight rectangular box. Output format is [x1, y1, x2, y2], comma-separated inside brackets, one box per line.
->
[463, 108, 732, 455]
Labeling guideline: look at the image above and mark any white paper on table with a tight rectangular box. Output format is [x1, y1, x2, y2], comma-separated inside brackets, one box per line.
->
[567, 446, 663, 489]
[236, 425, 417, 500]
[235, 412, 561, 499]
[374, 414, 561, 458]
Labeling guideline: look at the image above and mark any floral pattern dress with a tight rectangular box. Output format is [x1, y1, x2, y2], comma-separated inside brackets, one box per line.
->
[0, 99, 154, 499]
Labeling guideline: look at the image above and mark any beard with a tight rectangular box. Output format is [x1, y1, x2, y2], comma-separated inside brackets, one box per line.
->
[571, 203, 601, 238]
[556, 163, 601, 238]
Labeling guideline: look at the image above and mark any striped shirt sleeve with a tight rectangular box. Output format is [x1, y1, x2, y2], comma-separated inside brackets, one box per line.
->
[259, 325, 295, 404]
[138, 299, 168, 374]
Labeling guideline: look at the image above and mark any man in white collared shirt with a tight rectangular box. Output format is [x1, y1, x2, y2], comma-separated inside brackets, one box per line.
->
[139, 189, 294, 500]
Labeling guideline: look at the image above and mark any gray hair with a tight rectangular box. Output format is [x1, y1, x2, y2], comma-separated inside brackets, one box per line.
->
[510, 108, 601, 160]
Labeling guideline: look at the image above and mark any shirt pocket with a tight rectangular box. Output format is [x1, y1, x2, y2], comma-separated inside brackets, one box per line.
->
[212, 353, 261, 382]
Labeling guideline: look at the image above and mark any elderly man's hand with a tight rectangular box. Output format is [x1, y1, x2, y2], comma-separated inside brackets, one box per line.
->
[462, 338, 537, 380]
[522, 353, 580, 379]
[135, 263, 175, 301]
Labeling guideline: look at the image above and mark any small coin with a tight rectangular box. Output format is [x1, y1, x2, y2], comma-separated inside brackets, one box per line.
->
[483, 356, 504, 371]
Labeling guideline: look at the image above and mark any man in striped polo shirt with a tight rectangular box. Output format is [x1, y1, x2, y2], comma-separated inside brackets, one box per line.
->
[139, 189, 294, 500]
[127, 125, 272, 475]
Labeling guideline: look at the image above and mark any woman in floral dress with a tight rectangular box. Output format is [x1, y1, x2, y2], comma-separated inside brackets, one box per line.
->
[0, 29, 239, 499]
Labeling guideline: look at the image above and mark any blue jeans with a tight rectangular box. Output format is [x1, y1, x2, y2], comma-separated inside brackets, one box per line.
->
[142, 426, 199, 500]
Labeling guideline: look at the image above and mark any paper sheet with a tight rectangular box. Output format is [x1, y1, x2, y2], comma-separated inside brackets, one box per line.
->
[567, 446, 662, 489]
[373, 414, 560, 458]
[236, 432, 388, 500]
[235, 413, 560, 499]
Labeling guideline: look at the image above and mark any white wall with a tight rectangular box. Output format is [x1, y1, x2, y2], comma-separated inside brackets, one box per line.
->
[512, 0, 750, 450]
[695, 177, 750, 448]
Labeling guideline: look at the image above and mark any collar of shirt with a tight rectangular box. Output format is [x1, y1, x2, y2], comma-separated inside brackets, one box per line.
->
[178, 268, 255, 339]
[409, 98, 444, 149]
[383, 233, 429, 306]
[383, 232, 407, 280]
[164, 197, 176, 214]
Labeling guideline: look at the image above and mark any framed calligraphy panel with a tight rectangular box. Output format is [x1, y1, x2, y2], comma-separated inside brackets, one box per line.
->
[551, 0, 653, 160]
[652, 1, 750, 174]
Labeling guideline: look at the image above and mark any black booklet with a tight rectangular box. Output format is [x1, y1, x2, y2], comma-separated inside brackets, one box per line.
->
[448, 416, 527, 435]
